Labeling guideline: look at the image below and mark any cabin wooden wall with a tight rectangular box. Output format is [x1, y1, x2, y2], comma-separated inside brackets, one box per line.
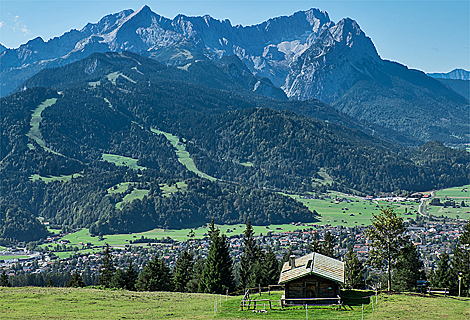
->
[285, 274, 339, 299]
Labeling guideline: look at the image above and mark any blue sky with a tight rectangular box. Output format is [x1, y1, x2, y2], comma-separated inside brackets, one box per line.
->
[0, 0, 468, 73]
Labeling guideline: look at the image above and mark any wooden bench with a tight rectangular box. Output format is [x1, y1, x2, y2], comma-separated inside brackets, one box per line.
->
[427, 287, 449, 296]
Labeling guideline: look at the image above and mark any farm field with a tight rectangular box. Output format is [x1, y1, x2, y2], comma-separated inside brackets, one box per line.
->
[0, 255, 30, 260]
[434, 184, 470, 199]
[283, 192, 419, 227]
[26, 98, 58, 154]
[42, 222, 316, 256]
[0, 287, 468, 320]
[424, 184, 470, 220]
[425, 204, 470, 220]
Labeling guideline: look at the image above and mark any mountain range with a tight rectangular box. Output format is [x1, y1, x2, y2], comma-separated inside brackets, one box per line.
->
[0, 6, 469, 243]
[1, 6, 468, 144]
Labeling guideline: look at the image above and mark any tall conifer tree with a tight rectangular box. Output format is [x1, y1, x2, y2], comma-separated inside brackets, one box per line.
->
[452, 220, 470, 296]
[264, 247, 280, 285]
[99, 243, 115, 288]
[430, 252, 453, 289]
[136, 256, 171, 291]
[173, 249, 194, 292]
[344, 247, 364, 289]
[125, 259, 138, 291]
[239, 219, 258, 289]
[199, 219, 235, 294]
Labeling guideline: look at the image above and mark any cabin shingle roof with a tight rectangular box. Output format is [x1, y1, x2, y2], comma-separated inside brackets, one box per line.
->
[278, 252, 344, 284]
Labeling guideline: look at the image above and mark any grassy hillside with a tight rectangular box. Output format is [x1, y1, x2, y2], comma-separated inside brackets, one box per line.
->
[0, 287, 468, 319]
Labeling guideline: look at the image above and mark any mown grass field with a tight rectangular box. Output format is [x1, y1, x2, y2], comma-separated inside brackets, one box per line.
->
[0, 255, 30, 260]
[282, 192, 419, 227]
[434, 184, 470, 199]
[0, 288, 468, 320]
[425, 184, 470, 220]
[51, 222, 313, 249]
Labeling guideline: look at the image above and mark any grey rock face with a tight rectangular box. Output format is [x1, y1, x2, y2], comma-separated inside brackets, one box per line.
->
[428, 68, 470, 81]
[0, 6, 330, 96]
[283, 18, 382, 103]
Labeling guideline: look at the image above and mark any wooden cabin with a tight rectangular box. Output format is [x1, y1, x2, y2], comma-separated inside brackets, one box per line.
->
[278, 252, 344, 306]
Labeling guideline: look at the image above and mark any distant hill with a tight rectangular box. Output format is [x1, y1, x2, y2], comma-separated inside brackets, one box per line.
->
[428, 68, 470, 80]
[18, 51, 287, 100]
[17, 51, 416, 146]
[434, 78, 470, 100]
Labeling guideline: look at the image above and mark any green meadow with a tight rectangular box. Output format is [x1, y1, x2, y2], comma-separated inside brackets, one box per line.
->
[160, 181, 188, 197]
[151, 128, 217, 181]
[434, 184, 470, 199]
[116, 188, 150, 209]
[26, 98, 63, 156]
[101, 153, 146, 171]
[282, 192, 419, 227]
[0, 288, 468, 320]
[106, 71, 136, 85]
[0, 255, 30, 260]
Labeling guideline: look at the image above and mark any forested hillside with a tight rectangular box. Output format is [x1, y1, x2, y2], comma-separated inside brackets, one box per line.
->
[1, 51, 469, 243]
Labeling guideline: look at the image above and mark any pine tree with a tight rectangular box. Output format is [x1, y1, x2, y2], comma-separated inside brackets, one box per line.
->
[198, 219, 235, 294]
[0, 270, 10, 287]
[264, 247, 280, 285]
[392, 240, 426, 292]
[247, 247, 266, 288]
[136, 256, 171, 291]
[172, 249, 194, 292]
[309, 233, 322, 253]
[186, 256, 205, 293]
[322, 231, 337, 258]
[239, 219, 258, 289]
[110, 268, 127, 289]
[125, 259, 138, 291]
[430, 252, 454, 289]
[67, 272, 85, 288]
[344, 247, 364, 289]
[99, 243, 116, 288]
[365, 207, 408, 292]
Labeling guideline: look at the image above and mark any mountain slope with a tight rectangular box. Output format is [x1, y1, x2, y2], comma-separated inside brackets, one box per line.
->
[283, 18, 469, 143]
[17, 51, 416, 146]
[18, 51, 287, 100]
[434, 78, 469, 100]
[184, 108, 470, 194]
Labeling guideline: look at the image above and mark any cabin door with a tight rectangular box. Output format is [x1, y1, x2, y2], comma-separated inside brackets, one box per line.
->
[305, 282, 317, 298]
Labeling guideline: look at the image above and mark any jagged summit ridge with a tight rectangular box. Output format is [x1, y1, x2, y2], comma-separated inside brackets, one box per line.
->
[283, 18, 381, 102]
[0, 7, 331, 95]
